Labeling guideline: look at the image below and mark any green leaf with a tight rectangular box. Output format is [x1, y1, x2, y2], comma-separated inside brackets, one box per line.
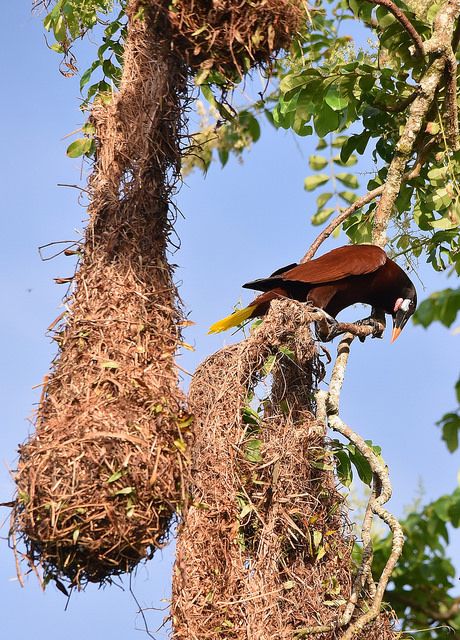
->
[313, 530, 322, 548]
[340, 131, 370, 162]
[174, 438, 187, 453]
[448, 498, 460, 527]
[245, 438, 263, 463]
[413, 288, 460, 328]
[310, 460, 335, 471]
[240, 112, 261, 142]
[113, 486, 135, 496]
[304, 174, 330, 191]
[428, 166, 448, 186]
[279, 346, 295, 358]
[53, 15, 67, 42]
[67, 138, 93, 158]
[331, 136, 348, 148]
[333, 154, 357, 167]
[336, 173, 359, 189]
[311, 208, 335, 225]
[309, 155, 328, 170]
[107, 470, 123, 483]
[261, 354, 277, 377]
[349, 449, 373, 486]
[324, 83, 348, 111]
[195, 67, 210, 85]
[239, 503, 253, 519]
[339, 191, 358, 204]
[43, 13, 54, 31]
[316, 545, 327, 560]
[316, 192, 333, 208]
[313, 103, 340, 138]
[242, 405, 261, 426]
[280, 72, 308, 94]
[439, 413, 460, 452]
[334, 450, 353, 487]
[292, 120, 313, 137]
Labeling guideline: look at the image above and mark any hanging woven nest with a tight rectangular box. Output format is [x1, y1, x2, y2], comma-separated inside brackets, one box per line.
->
[172, 300, 397, 639]
[11, 1, 191, 588]
[157, 0, 307, 79]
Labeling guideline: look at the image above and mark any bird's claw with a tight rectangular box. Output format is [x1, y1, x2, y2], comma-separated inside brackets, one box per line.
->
[314, 316, 340, 342]
[355, 316, 385, 340]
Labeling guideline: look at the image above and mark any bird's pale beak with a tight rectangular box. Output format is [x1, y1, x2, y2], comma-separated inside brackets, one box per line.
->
[391, 309, 408, 343]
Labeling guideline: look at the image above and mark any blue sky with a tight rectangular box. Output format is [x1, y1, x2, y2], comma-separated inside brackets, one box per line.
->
[1, 4, 459, 639]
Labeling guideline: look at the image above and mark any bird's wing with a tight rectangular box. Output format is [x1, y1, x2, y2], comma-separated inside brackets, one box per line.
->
[269, 262, 298, 277]
[243, 263, 299, 292]
[279, 244, 387, 284]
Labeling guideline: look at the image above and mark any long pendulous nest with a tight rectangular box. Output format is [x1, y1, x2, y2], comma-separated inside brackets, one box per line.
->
[11, 1, 191, 588]
[172, 300, 396, 639]
[156, 0, 307, 78]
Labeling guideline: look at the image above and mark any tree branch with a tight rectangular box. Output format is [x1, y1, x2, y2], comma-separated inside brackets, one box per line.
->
[444, 52, 459, 151]
[295, 335, 405, 637]
[302, 138, 434, 263]
[372, 58, 445, 246]
[372, 0, 460, 247]
[301, 187, 384, 263]
[365, 0, 425, 57]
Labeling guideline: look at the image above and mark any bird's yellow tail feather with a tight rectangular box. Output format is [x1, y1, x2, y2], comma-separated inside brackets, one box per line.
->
[208, 305, 257, 334]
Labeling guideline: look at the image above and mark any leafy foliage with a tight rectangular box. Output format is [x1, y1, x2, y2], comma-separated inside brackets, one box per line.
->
[41, 0, 126, 157]
[414, 287, 460, 454]
[372, 488, 460, 638]
[414, 287, 460, 328]
[331, 438, 382, 488]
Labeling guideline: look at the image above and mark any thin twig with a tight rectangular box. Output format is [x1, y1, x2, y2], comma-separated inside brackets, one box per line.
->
[129, 573, 158, 640]
[57, 183, 90, 193]
[301, 186, 383, 262]
[393, 593, 460, 622]
[302, 138, 433, 263]
[364, 0, 425, 57]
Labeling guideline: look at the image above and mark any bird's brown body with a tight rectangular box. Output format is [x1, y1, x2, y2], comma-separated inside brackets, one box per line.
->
[209, 244, 417, 341]
[245, 245, 414, 320]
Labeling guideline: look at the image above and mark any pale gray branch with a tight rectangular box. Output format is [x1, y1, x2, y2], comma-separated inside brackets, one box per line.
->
[297, 335, 404, 637]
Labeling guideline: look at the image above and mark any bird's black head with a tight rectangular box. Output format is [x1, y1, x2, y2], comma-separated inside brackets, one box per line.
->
[391, 287, 417, 343]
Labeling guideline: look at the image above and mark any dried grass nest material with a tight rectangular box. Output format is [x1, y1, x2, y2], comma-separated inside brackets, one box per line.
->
[156, 0, 307, 78]
[11, 236, 191, 587]
[172, 300, 397, 639]
[10, 0, 191, 589]
[11, 195, 190, 589]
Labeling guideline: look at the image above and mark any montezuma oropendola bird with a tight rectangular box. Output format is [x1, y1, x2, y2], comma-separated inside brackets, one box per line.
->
[209, 244, 417, 342]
